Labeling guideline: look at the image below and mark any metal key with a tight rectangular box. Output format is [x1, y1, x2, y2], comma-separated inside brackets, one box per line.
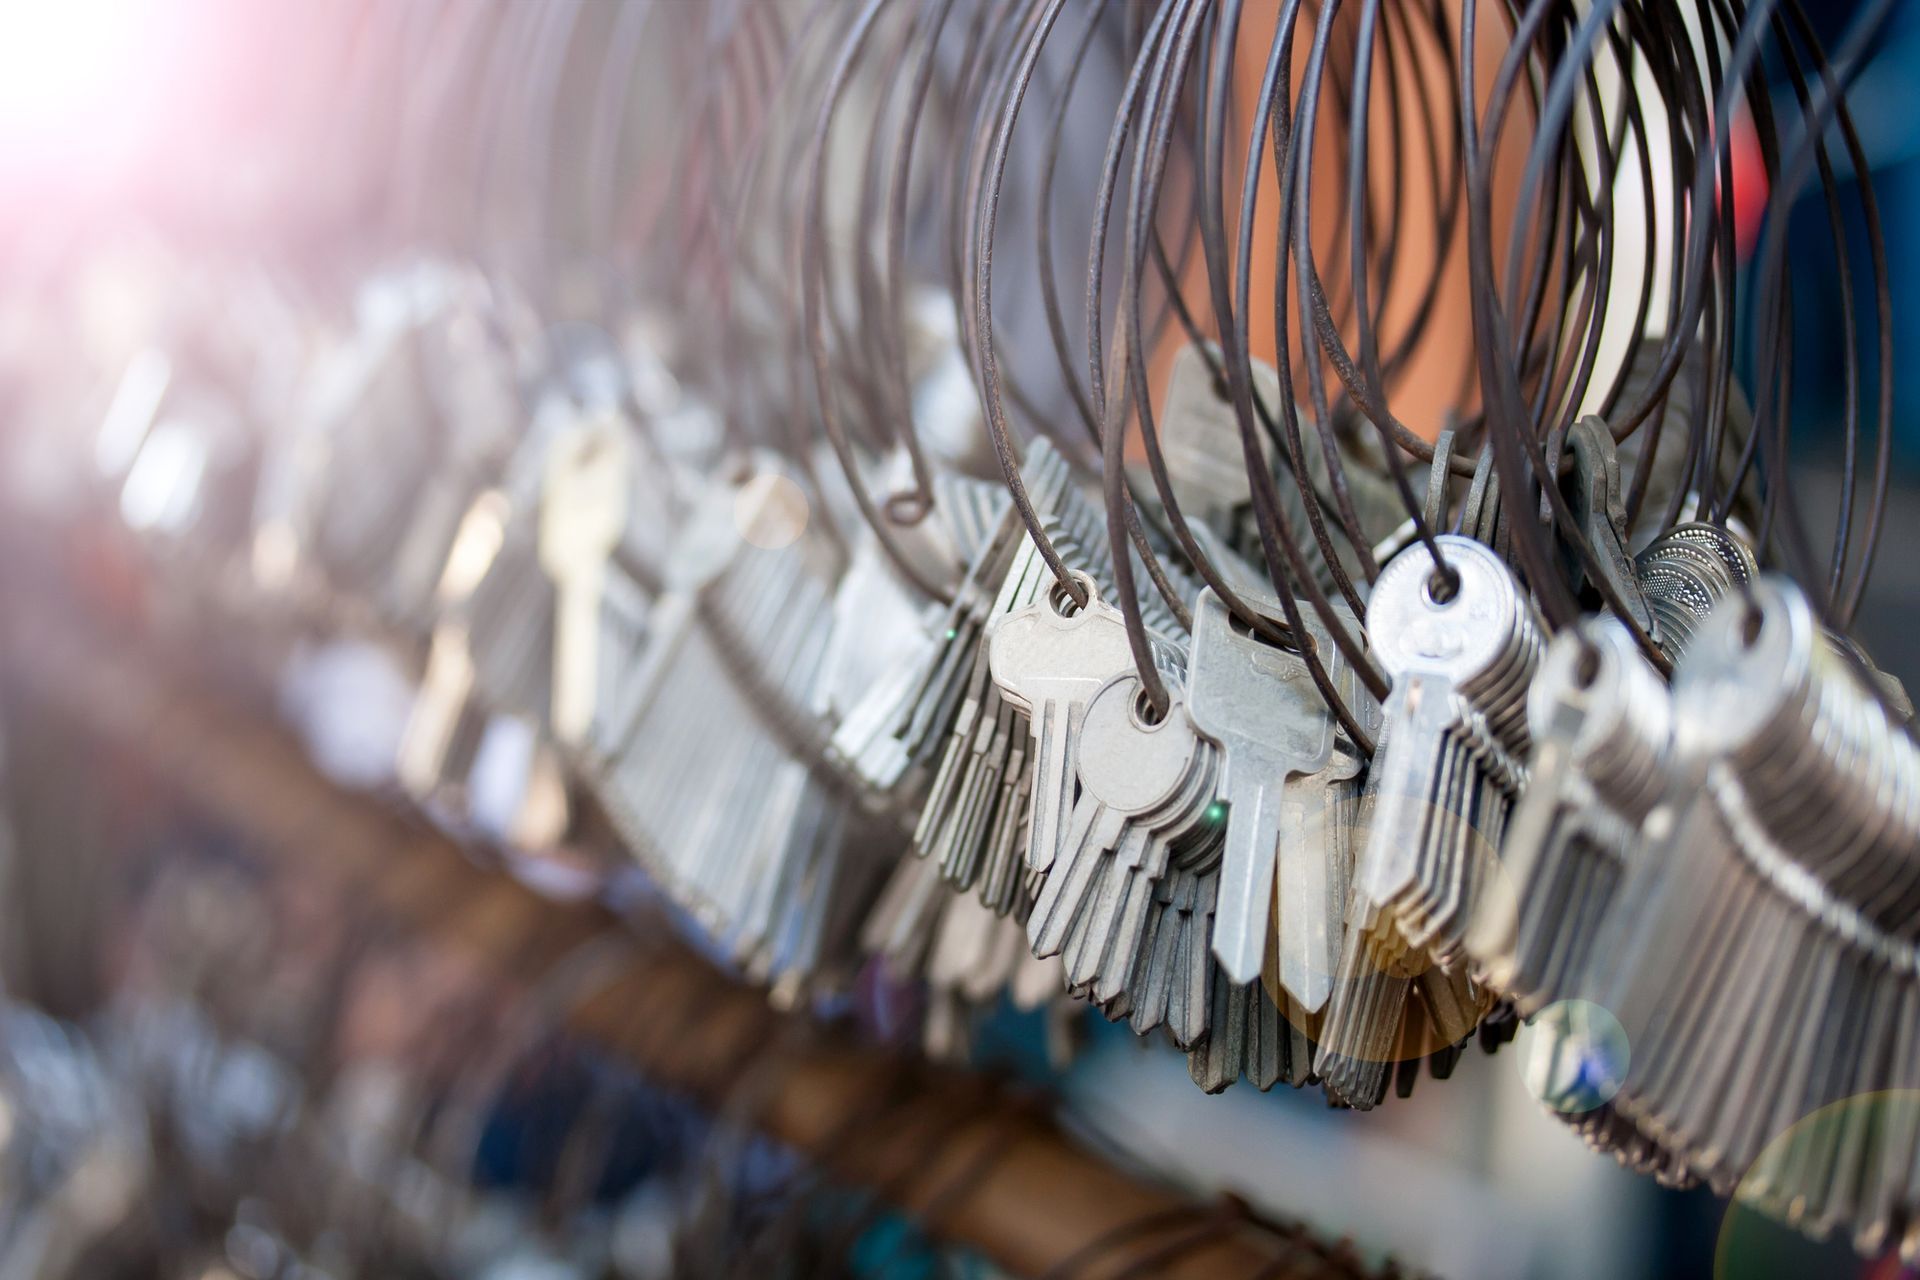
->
[539, 418, 630, 747]
[1029, 672, 1208, 965]
[1187, 587, 1338, 986]
[987, 574, 1137, 873]
[1469, 616, 1673, 1009]
[1356, 535, 1541, 960]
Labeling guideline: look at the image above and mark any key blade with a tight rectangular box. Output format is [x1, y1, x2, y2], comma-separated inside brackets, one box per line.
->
[1025, 701, 1074, 872]
[1276, 782, 1338, 1013]
[1211, 773, 1283, 984]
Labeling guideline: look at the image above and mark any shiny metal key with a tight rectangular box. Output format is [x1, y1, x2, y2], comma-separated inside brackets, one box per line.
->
[1187, 588, 1336, 986]
[539, 418, 630, 746]
[987, 574, 1136, 874]
[1029, 672, 1205, 963]
[1357, 536, 1540, 960]
[1470, 616, 1672, 1009]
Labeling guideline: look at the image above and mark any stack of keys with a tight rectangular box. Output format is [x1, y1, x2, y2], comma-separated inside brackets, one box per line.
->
[1634, 521, 1757, 662]
[1585, 577, 1920, 1254]
[1466, 616, 1689, 1184]
[1027, 670, 1222, 1018]
[1351, 535, 1544, 963]
[1119, 844, 1221, 1049]
[830, 439, 1070, 798]
[988, 573, 1149, 876]
[1317, 535, 1540, 1108]
[1315, 876, 1492, 1109]
[1469, 615, 1674, 1011]
[1189, 974, 1313, 1094]
[914, 517, 1106, 908]
[936, 476, 1192, 905]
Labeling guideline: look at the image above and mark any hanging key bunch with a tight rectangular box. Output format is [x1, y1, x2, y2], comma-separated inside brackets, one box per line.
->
[19, 0, 1918, 1266]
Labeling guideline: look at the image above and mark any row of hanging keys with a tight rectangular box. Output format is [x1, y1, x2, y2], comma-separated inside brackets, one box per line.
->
[75, 263, 1920, 1255]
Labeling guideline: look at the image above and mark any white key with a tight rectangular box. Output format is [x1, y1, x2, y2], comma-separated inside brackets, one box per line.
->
[539, 418, 631, 746]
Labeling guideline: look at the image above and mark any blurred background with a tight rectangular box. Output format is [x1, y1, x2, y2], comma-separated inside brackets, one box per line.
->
[0, 2, 1916, 1278]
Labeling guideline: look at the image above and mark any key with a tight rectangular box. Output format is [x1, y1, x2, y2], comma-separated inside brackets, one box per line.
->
[1468, 616, 1673, 1009]
[1029, 672, 1210, 965]
[538, 419, 630, 745]
[396, 621, 485, 803]
[987, 574, 1138, 873]
[1156, 344, 1257, 533]
[1356, 535, 1541, 961]
[1269, 727, 1365, 1013]
[1578, 577, 1920, 1247]
[1186, 587, 1338, 987]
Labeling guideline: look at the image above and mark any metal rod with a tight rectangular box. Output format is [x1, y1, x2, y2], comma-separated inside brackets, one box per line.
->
[0, 588, 1391, 1280]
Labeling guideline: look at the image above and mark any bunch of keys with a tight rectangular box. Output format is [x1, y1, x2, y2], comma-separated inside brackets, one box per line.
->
[915, 515, 1102, 908]
[1317, 534, 1538, 1108]
[1189, 972, 1314, 1094]
[1585, 577, 1920, 1255]
[1315, 881, 1493, 1110]
[1028, 670, 1222, 1016]
[988, 572, 1162, 877]
[1468, 615, 1674, 1012]
[1351, 535, 1544, 964]
[1634, 521, 1757, 663]
[829, 444, 1059, 796]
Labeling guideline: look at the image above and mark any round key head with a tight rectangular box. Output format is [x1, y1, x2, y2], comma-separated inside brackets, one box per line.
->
[1673, 575, 1814, 759]
[539, 420, 630, 569]
[1369, 535, 1523, 684]
[1075, 673, 1203, 819]
[1648, 521, 1758, 585]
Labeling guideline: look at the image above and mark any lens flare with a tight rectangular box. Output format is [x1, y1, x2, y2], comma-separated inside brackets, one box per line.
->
[1517, 999, 1630, 1114]
[0, 0, 157, 170]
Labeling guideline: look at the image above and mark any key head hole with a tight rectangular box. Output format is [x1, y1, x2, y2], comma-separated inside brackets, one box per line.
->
[1572, 644, 1601, 689]
[1738, 605, 1764, 649]
[1131, 687, 1166, 729]
[1048, 578, 1084, 618]
[884, 488, 932, 526]
[1424, 564, 1462, 607]
[1228, 610, 1314, 658]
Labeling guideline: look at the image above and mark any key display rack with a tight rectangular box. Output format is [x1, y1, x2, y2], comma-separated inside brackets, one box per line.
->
[1, 1, 1917, 1276]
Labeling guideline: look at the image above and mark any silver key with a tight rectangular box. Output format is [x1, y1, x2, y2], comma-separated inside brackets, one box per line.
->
[1186, 588, 1337, 986]
[988, 574, 1137, 873]
[1356, 536, 1541, 960]
[1469, 616, 1672, 1009]
[1029, 672, 1209, 965]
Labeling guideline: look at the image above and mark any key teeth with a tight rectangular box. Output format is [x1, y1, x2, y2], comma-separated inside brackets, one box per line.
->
[1315, 1051, 1390, 1111]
